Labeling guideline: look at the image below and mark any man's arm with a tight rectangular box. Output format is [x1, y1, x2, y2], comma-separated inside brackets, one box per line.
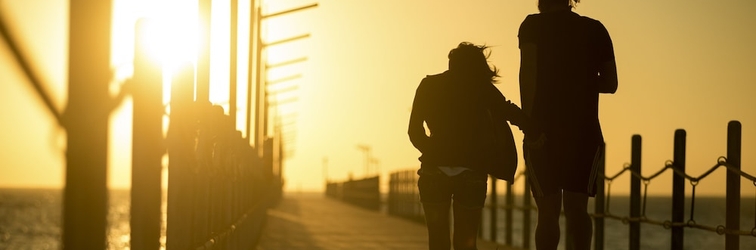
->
[519, 43, 538, 117]
[598, 60, 618, 93]
[596, 20, 618, 94]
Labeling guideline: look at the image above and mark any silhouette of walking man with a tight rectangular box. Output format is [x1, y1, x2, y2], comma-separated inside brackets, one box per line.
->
[409, 42, 536, 250]
[518, 0, 618, 249]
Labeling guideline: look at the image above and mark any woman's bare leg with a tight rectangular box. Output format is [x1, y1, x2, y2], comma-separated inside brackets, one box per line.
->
[452, 202, 482, 250]
[422, 202, 451, 250]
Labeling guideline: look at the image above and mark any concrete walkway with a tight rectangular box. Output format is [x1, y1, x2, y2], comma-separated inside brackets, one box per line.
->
[256, 192, 521, 250]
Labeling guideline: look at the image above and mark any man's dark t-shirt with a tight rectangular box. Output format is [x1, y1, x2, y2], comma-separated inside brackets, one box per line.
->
[518, 10, 615, 196]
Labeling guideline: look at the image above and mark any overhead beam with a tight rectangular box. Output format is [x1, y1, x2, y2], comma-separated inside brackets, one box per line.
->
[264, 33, 310, 47]
[266, 56, 308, 69]
[266, 85, 299, 96]
[0, 14, 62, 125]
[267, 74, 302, 86]
[262, 3, 318, 19]
[267, 96, 298, 107]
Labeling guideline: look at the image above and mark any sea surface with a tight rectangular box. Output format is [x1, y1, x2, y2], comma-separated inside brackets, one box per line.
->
[0, 189, 136, 250]
[1, 188, 755, 250]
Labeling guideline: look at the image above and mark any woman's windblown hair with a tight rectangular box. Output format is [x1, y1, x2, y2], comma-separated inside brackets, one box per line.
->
[538, 0, 580, 12]
[447, 42, 499, 84]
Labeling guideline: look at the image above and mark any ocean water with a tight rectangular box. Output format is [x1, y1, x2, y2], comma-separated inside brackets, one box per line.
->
[0, 189, 133, 250]
[1, 189, 755, 250]
[480, 195, 756, 250]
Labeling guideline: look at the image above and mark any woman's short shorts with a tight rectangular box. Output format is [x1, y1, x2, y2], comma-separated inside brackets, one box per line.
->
[417, 167, 488, 209]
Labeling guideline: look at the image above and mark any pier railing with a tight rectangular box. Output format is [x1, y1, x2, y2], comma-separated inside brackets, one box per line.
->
[388, 120, 755, 250]
[165, 66, 277, 250]
[325, 176, 381, 210]
[388, 170, 425, 223]
[588, 120, 755, 250]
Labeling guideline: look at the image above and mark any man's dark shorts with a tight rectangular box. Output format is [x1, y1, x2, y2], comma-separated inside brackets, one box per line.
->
[417, 167, 488, 209]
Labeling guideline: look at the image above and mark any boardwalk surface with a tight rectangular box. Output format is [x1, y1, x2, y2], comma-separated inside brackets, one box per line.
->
[256, 192, 520, 250]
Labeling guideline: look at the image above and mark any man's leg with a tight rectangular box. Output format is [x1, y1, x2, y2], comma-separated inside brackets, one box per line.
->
[422, 201, 451, 250]
[534, 192, 562, 250]
[563, 190, 592, 250]
[452, 203, 482, 250]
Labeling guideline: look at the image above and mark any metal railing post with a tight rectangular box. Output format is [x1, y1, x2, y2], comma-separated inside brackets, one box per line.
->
[630, 135, 642, 250]
[490, 177, 498, 241]
[523, 169, 532, 249]
[671, 130, 686, 250]
[506, 181, 514, 246]
[725, 121, 741, 250]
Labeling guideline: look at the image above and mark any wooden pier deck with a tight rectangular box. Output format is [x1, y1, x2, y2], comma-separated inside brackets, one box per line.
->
[257, 192, 522, 250]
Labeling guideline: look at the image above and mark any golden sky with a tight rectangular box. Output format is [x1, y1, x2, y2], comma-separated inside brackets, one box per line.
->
[1, 0, 755, 196]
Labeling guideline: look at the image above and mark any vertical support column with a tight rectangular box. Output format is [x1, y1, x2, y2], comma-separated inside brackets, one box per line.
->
[166, 63, 195, 250]
[245, 0, 258, 144]
[253, 6, 264, 156]
[671, 129, 686, 250]
[725, 121, 741, 250]
[629, 135, 642, 250]
[490, 177, 498, 241]
[63, 1, 111, 249]
[229, 0, 238, 125]
[197, 0, 211, 102]
[594, 144, 606, 250]
[131, 19, 164, 250]
[523, 171, 532, 250]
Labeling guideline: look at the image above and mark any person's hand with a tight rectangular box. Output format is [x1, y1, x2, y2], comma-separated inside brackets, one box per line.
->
[524, 133, 546, 150]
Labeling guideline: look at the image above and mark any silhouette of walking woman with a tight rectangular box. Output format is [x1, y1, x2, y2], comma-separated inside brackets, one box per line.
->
[409, 42, 536, 250]
[518, 1, 618, 249]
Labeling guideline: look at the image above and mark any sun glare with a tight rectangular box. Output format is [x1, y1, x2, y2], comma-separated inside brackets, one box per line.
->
[109, 0, 201, 188]
[138, 10, 199, 78]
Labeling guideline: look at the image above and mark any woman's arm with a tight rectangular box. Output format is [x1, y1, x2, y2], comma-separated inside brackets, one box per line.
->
[487, 83, 534, 135]
[408, 80, 430, 152]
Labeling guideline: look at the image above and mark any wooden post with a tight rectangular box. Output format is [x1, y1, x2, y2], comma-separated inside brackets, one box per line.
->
[725, 121, 741, 250]
[630, 135, 642, 250]
[131, 19, 164, 250]
[594, 144, 606, 250]
[166, 63, 195, 250]
[672, 130, 686, 250]
[63, 1, 111, 248]
[192, 102, 213, 247]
